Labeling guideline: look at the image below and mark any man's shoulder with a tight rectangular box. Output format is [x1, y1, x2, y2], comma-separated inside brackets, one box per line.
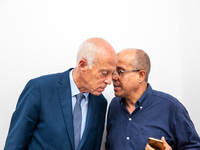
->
[109, 97, 121, 107]
[152, 90, 177, 101]
[35, 72, 62, 81]
[111, 96, 121, 101]
[152, 89, 185, 111]
[25, 69, 72, 89]
[36, 69, 70, 81]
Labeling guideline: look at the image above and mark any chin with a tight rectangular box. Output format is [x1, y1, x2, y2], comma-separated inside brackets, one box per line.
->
[114, 92, 121, 97]
[114, 92, 119, 97]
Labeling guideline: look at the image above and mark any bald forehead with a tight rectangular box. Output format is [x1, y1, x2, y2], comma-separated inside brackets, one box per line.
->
[84, 37, 117, 64]
[86, 37, 114, 52]
[117, 49, 138, 61]
[118, 48, 147, 58]
[87, 37, 106, 45]
[118, 48, 138, 55]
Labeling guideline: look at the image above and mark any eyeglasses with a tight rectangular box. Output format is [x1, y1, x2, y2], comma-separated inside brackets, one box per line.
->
[112, 69, 141, 77]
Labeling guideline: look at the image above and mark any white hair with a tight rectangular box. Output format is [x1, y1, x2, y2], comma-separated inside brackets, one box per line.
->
[76, 40, 98, 69]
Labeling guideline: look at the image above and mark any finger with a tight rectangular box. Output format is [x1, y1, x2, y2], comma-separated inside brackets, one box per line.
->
[145, 143, 155, 150]
[161, 136, 165, 141]
[161, 136, 172, 150]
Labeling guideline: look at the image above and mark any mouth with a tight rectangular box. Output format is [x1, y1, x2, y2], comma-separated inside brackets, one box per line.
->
[113, 83, 121, 91]
[99, 86, 106, 91]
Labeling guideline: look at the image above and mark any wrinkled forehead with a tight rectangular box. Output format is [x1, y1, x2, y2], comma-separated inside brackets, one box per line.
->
[93, 54, 117, 71]
[96, 48, 117, 62]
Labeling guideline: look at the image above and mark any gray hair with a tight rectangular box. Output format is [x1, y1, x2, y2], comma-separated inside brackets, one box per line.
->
[132, 49, 151, 82]
[76, 40, 98, 69]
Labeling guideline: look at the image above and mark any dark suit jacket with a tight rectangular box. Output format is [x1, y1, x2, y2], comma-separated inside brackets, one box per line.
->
[4, 68, 107, 150]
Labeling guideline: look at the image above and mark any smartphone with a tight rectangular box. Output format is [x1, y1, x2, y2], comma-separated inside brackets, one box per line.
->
[148, 137, 164, 150]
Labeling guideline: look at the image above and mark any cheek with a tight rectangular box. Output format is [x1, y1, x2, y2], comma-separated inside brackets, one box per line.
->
[121, 79, 133, 90]
[89, 76, 103, 87]
[87, 72, 97, 82]
[94, 79, 104, 86]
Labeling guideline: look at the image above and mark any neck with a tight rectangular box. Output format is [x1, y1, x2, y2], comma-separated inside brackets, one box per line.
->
[124, 83, 147, 114]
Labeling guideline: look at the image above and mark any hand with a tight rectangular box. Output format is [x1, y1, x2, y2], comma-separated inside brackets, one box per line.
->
[145, 136, 172, 150]
[145, 143, 155, 150]
[161, 136, 172, 150]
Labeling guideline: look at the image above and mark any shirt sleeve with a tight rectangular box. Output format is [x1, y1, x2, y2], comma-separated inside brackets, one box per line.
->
[4, 79, 41, 150]
[174, 102, 200, 149]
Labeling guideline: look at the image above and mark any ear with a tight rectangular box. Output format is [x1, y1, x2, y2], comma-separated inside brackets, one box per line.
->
[78, 59, 88, 73]
[138, 70, 146, 83]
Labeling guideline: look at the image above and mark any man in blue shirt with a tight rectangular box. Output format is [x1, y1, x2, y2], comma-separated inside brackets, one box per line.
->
[106, 48, 200, 150]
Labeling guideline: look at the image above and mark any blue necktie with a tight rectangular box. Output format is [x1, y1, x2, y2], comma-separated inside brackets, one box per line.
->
[74, 93, 84, 150]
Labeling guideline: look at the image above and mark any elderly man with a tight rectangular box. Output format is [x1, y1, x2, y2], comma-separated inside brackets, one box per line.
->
[106, 48, 200, 150]
[4, 37, 117, 150]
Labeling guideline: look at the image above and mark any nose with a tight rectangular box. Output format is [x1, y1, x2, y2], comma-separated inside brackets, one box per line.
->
[104, 75, 112, 85]
[112, 72, 118, 80]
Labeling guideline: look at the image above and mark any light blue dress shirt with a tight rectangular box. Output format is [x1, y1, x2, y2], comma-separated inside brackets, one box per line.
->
[69, 70, 89, 139]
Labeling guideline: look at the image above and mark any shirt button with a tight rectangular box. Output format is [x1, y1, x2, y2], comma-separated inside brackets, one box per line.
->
[127, 137, 130, 140]
[140, 106, 143, 109]
[129, 118, 132, 121]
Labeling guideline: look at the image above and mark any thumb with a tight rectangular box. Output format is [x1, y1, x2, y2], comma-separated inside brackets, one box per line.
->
[161, 136, 172, 150]
[161, 136, 165, 141]
[161, 136, 167, 145]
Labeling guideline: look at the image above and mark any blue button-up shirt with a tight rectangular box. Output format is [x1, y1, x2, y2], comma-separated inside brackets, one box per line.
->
[69, 70, 89, 138]
[106, 84, 200, 150]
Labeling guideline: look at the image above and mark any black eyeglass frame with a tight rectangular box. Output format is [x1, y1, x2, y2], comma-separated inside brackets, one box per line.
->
[112, 69, 141, 77]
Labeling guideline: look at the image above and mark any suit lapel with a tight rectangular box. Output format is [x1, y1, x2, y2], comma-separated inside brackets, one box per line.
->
[79, 94, 97, 149]
[57, 69, 98, 150]
[57, 69, 75, 150]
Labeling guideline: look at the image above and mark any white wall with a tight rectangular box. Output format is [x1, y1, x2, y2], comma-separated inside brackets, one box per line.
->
[180, 0, 200, 135]
[0, 0, 199, 149]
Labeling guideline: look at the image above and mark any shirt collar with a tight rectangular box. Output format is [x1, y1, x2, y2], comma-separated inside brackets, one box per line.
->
[120, 83, 153, 108]
[69, 69, 89, 99]
[137, 83, 152, 107]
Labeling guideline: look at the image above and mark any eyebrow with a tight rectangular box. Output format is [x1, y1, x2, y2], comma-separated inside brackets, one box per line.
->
[116, 67, 124, 70]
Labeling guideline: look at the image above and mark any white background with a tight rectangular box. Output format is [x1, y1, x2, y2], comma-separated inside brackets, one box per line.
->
[0, 0, 200, 149]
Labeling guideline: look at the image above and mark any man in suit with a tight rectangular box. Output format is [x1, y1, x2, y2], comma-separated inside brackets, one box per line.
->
[4, 37, 117, 150]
